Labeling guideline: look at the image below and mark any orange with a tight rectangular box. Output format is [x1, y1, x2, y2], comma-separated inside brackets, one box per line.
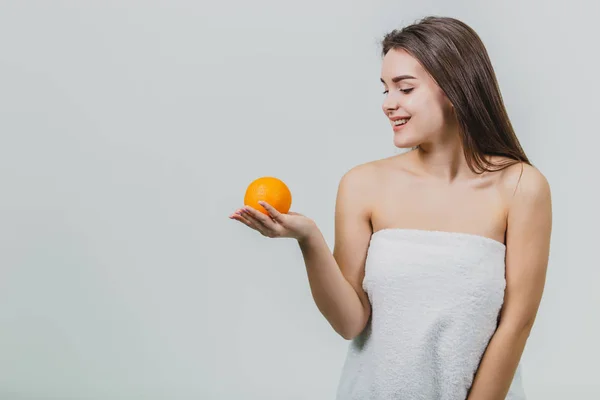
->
[244, 177, 292, 215]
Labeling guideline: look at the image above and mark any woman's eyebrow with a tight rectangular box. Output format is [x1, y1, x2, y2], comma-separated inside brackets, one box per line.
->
[380, 75, 417, 84]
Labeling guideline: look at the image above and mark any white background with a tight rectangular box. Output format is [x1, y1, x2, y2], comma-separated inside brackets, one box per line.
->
[1, 1, 598, 399]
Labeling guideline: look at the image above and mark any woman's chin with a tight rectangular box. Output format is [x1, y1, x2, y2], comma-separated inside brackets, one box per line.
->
[393, 136, 419, 149]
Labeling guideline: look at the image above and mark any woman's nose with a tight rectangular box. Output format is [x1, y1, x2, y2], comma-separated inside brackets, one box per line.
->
[383, 95, 400, 112]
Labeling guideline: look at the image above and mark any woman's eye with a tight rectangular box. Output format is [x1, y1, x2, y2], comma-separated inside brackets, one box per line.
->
[382, 88, 414, 94]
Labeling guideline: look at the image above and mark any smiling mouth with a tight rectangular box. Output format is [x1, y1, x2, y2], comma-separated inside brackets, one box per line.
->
[392, 117, 410, 129]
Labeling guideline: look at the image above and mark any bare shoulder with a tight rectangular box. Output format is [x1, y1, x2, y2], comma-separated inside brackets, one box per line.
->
[495, 158, 551, 207]
[339, 155, 398, 189]
[339, 160, 378, 185]
[339, 152, 416, 212]
[335, 161, 378, 226]
[351, 152, 413, 177]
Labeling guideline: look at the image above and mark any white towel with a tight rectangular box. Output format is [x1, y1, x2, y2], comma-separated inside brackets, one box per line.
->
[336, 228, 526, 400]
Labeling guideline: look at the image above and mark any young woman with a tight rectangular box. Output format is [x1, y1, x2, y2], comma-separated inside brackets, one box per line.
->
[229, 16, 551, 400]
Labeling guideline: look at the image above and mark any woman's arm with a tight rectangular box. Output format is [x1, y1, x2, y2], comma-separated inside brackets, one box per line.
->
[467, 164, 552, 400]
[299, 164, 375, 340]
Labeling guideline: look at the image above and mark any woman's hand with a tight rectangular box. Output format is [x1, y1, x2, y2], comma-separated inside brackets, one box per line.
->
[229, 201, 316, 241]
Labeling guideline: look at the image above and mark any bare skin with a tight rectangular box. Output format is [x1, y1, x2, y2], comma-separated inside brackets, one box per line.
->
[366, 150, 523, 246]
[228, 47, 551, 342]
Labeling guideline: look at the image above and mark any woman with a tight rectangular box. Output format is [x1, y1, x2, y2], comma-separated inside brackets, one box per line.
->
[229, 16, 552, 400]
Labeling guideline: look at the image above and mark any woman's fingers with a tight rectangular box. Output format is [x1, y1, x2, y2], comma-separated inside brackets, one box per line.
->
[231, 207, 277, 237]
[230, 211, 253, 228]
[229, 205, 285, 238]
[258, 201, 284, 222]
[243, 205, 278, 230]
[237, 211, 271, 236]
[235, 212, 253, 226]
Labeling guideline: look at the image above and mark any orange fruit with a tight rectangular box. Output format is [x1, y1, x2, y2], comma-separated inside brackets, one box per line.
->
[244, 177, 292, 215]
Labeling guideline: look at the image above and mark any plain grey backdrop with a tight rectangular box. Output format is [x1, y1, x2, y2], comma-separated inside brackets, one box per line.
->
[1, 0, 599, 399]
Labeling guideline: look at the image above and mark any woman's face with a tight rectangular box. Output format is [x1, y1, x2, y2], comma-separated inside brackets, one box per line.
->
[380, 48, 456, 149]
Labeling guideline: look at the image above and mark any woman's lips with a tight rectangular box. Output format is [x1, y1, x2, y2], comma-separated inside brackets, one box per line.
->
[392, 118, 410, 132]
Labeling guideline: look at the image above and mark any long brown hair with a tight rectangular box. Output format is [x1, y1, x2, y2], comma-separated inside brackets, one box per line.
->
[381, 16, 530, 174]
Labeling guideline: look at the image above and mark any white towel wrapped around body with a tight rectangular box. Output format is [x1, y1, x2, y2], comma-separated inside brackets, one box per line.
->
[336, 228, 526, 400]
